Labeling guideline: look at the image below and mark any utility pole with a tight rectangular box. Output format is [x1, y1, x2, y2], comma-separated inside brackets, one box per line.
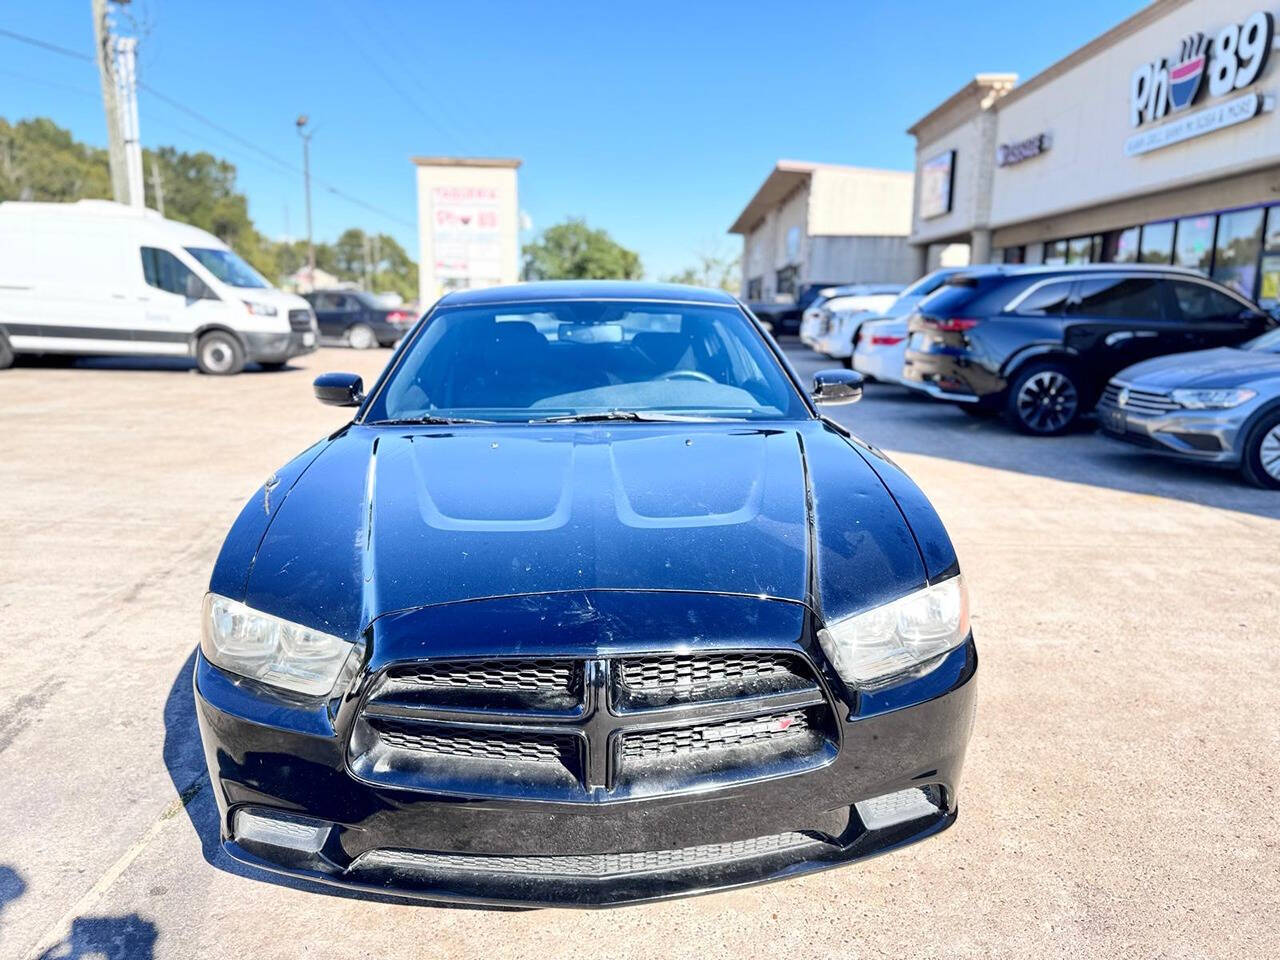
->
[149, 156, 165, 216]
[91, 0, 128, 203]
[114, 35, 144, 208]
[296, 115, 315, 284]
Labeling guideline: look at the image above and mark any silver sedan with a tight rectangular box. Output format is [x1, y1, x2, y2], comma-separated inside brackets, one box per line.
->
[1096, 327, 1280, 488]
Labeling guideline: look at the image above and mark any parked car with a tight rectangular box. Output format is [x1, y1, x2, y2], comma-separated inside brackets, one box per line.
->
[747, 282, 847, 336]
[304, 289, 416, 348]
[1097, 326, 1280, 488]
[0, 199, 317, 374]
[902, 265, 1275, 435]
[196, 280, 976, 907]
[852, 268, 986, 381]
[808, 288, 911, 363]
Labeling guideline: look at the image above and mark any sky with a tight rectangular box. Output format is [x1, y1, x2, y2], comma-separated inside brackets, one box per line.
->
[2, 0, 1147, 280]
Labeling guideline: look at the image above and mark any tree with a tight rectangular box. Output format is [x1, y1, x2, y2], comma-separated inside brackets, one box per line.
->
[522, 217, 642, 281]
[662, 251, 741, 294]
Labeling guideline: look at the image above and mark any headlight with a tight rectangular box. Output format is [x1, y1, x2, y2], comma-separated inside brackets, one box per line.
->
[1170, 388, 1256, 409]
[242, 301, 278, 317]
[201, 593, 363, 697]
[817, 576, 969, 687]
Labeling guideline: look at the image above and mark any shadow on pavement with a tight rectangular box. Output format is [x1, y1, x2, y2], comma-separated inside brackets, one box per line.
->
[35, 914, 158, 960]
[778, 340, 1280, 520]
[161, 652, 520, 910]
[13, 355, 297, 374]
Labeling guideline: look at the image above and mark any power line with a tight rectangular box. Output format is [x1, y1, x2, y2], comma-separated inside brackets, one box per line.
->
[0, 26, 417, 231]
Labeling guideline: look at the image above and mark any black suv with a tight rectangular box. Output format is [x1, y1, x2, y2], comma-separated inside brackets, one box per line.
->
[902, 265, 1275, 434]
[303, 289, 416, 349]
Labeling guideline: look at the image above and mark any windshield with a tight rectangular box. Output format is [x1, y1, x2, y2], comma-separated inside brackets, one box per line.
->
[1244, 327, 1280, 352]
[185, 247, 270, 289]
[365, 299, 808, 423]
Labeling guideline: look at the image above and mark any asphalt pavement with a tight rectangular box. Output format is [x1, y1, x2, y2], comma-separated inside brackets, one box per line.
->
[0, 343, 1276, 960]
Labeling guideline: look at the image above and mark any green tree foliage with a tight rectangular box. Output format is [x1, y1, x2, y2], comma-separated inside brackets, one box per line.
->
[662, 251, 741, 293]
[0, 116, 418, 298]
[522, 217, 642, 281]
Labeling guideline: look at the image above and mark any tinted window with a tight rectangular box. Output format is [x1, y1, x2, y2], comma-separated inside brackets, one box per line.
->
[1013, 280, 1072, 316]
[1139, 222, 1175, 263]
[1066, 276, 1164, 320]
[314, 292, 354, 311]
[1101, 228, 1139, 263]
[140, 247, 198, 296]
[1211, 208, 1264, 298]
[1174, 215, 1215, 272]
[368, 300, 806, 422]
[1171, 281, 1246, 323]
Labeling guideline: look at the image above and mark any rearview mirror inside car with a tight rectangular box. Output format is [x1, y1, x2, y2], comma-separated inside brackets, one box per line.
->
[314, 372, 365, 407]
[811, 368, 864, 405]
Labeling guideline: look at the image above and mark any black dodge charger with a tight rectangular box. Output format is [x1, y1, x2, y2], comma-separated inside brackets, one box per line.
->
[196, 281, 976, 907]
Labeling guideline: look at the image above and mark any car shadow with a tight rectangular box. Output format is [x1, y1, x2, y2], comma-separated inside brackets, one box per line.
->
[161, 652, 523, 911]
[13, 356, 298, 374]
[781, 345, 1280, 520]
[34, 914, 158, 960]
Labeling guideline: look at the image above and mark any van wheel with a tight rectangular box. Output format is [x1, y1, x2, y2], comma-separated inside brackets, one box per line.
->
[196, 330, 245, 375]
[1241, 410, 1280, 490]
[1005, 362, 1082, 435]
[346, 323, 378, 350]
[0, 333, 13, 370]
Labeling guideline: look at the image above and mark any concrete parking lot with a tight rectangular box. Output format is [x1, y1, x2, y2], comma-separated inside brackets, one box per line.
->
[1, 343, 1277, 960]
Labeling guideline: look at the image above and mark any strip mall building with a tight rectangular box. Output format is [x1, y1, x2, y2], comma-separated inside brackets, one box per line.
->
[908, 0, 1280, 313]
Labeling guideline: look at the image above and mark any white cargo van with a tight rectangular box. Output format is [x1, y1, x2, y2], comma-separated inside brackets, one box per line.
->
[0, 199, 317, 374]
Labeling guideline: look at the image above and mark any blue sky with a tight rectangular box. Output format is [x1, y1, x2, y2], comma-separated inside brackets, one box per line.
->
[3, 0, 1146, 279]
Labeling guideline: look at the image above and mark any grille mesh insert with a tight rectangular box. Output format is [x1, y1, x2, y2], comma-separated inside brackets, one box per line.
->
[356, 831, 819, 879]
[390, 659, 577, 692]
[617, 653, 797, 691]
[373, 721, 575, 764]
[622, 710, 809, 760]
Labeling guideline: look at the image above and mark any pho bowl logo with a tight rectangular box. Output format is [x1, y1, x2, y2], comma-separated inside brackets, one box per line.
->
[1168, 33, 1209, 111]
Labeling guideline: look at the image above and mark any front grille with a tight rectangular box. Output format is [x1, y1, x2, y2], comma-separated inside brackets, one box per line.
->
[350, 653, 836, 801]
[394, 659, 576, 692]
[1102, 382, 1179, 415]
[622, 710, 810, 759]
[371, 720, 575, 764]
[354, 830, 822, 880]
[288, 309, 314, 331]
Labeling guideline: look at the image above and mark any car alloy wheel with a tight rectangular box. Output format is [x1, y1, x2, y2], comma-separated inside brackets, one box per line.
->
[1013, 369, 1078, 435]
[1262, 427, 1280, 481]
[1242, 412, 1280, 489]
[196, 330, 245, 376]
[347, 323, 378, 350]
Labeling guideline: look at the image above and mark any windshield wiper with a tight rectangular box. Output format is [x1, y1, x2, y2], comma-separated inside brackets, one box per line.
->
[528, 410, 739, 424]
[370, 415, 497, 425]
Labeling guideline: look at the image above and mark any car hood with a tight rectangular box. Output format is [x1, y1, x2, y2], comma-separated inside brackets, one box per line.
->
[238, 421, 932, 640]
[1119, 347, 1280, 389]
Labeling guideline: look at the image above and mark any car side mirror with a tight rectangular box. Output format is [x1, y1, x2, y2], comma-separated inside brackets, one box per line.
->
[314, 372, 365, 407]
[811, 368, 864, 405]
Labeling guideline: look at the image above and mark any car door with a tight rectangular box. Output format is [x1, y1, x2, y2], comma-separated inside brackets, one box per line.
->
[1061, 274, 1182, 383]
[1167, 279, 1272, 350]
[137, 246, 224, 352]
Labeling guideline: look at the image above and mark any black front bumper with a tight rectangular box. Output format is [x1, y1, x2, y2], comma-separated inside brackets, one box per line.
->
[194, 592, 977, 908]
[243, 329, 318, 363]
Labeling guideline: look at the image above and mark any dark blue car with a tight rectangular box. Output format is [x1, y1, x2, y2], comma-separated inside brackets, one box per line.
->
[195, 281, 976, 907]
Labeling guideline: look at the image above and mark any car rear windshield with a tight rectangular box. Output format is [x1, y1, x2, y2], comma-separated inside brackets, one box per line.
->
[365, 299, 808, 422]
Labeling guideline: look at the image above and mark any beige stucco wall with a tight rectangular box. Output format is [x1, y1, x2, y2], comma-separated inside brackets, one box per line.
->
[414, 162, 520, 305]
[808, 168, 914, 236]
[990, 0, 1280, 231]
[911, 112, 998, 246]
[742, 183, 810, 300]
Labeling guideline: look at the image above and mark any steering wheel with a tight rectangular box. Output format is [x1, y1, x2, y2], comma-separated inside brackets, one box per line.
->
[656, 369, 717, 384]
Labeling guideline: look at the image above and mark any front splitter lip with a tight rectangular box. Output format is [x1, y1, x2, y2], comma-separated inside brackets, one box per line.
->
[221, 807, 957, 909]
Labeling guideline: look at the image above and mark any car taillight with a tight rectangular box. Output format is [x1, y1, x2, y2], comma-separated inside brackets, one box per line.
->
[386, 311, 411, 324]
[870, 334, 905, 346]
[932, 317, 980, 332]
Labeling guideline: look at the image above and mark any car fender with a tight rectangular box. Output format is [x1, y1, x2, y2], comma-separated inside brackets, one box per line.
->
[189, 323, 250, 357]
[999, 343, 1081, 381]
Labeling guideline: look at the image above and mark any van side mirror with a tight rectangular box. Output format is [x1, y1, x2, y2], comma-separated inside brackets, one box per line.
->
[314, 372, 365, 407]
[811, 368, 864, 405]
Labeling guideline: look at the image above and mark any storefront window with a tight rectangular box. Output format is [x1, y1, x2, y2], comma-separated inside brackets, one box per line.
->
[746, 277, 763, 301]
[1210, 208, 1265, 299]
[1066, 237, 1093, 264]
[1260, 206, 1280, 315]
[1100, 227, 1139, 263]
[1043, 240, 1067, 265]
[1174, 215, 1216, 273]
[1138, 221, 1175, 264]
[1000, 246, 1025, 264]
[775, 265, 797, 298]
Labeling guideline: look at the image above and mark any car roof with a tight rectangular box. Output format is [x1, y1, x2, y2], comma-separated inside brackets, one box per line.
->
[438, 280, 740, 307]
[961, 263, 1205, 280]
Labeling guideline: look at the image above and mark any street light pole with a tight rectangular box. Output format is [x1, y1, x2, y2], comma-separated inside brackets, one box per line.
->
[296, 115, 315, 286]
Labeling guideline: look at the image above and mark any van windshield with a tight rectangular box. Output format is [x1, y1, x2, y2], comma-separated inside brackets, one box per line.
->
[185, 247, 269, 289]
